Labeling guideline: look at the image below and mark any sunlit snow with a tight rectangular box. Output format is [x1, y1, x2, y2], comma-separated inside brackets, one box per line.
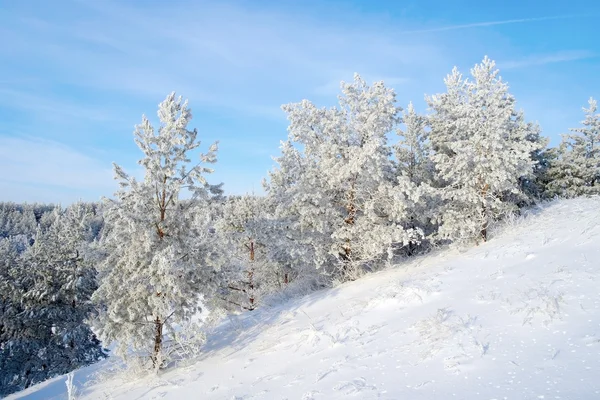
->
[10, 197, 600, 399]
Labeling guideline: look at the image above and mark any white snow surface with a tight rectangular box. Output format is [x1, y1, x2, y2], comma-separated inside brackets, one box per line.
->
[10, 197, 600, 400]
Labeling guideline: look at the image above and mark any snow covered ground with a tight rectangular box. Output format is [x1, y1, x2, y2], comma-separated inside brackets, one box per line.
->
[10, 197, 600, 400]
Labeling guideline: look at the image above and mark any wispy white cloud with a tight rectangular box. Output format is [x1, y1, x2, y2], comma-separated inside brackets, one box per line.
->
[1, 0, 443, 119]
[401, 14, 585, 34]
[500, 50, 596, 69]
[0, 88, 124, 123]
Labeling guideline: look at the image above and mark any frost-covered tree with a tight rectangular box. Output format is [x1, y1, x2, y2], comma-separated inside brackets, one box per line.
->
[394, 102, 438, 254]
[427, 57, 536, 244]
[92, 92, 223, 369]
[395, 102, 434, 186]
[0, 204, 105, 397]
[215, 195, 284, 311]
[517, 119, 551, 202]
[0, 203, 38, 239]
[546, 97, 600, 197]
[264, 145, 325, 289]
[267, 74, 421, 282]
[0, 235, 29, 396]
[32, 203, 105, 362]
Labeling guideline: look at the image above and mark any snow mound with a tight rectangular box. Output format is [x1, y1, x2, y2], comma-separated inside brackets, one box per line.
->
[10, 197, 600, 400]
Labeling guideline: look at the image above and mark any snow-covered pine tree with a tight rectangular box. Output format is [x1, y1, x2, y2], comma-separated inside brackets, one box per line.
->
[0, 203, 38, 239]
[215, 195, 283, 311]
[0, 235, 29, 396]
[427, 57, 536, 244]
[394, 102, 438, 254]
[92, 92, 223, 369]
[267, 74, 420, 282]
[517, 119, 551, 203]
[546, 97, 600, 197]
[396, 102, 433, 186]
[0, 204, 105, 397]
[263, 144, 323, 290]
[22, 204, 105, 370]
[545, 141, 579, 198]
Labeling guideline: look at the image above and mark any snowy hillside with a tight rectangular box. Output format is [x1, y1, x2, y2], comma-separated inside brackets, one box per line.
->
[10, 197, 600, 400]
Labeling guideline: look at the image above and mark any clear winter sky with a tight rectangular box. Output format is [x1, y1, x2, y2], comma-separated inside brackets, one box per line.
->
[1, 0, 599, 203]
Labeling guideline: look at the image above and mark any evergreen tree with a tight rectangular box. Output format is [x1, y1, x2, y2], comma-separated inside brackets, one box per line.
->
[0, 235, 28, 396]
[0, 203, 38, 239]
[517, 120, 552, 202]
[0, 205, 105, 397]
[92, 92, 223, 369]
[394, 102, 438, 254]
[395, 102, 434, 186]
[547, 97, 600, 197]
[267, 74, 420, 282]
[215, 195, 284, 311]
[427, 57, 536, 244]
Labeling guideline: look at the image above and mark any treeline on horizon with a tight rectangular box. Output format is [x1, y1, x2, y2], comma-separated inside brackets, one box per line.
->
[1, 56, 598, 396]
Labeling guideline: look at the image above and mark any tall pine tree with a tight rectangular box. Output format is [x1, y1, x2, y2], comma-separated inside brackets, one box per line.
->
[427, 57, 536, 243]
[215, 195, 285, 311]
[92, 93, 223, 369]
[0, 204, 105, 397]
[267, 74, 420, 282]
[394, 102, 438, 254]
[547, 97, 600, 197]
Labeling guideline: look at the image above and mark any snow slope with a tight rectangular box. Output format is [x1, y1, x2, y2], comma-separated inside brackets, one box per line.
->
[10, 197, 600, 400]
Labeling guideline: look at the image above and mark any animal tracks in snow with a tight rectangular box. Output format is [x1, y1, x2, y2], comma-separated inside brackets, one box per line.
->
[333, 377, 377, 395]
[365, 277, 441, 311]
[410, 308, 489, 371]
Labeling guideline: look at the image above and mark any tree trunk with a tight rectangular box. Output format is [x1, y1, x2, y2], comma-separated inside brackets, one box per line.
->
[407, 217, 416, 256]
[341, 179, 356, 278]
[24, 370, 31, 389]
[156, 176, 168, 239]
[152, 177, 168, 368]
[248, 240, 256, 310]
[248, 240, 255, 310]
[480, 211, 487, 242]
[480, 183, 490, 242]
[152, 316, 163, 368]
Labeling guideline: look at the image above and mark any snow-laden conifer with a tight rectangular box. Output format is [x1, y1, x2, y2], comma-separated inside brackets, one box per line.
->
[215, 195, 284, 311]
[0, 203, 38, 239]
[28, 203, 105, 362]
[394, 102, 438, 254]
[427, 57, 536, 243]
[547, 97, 600, 197]
[0, 204, 105, 396]
[267, 75, 420, 282]
[517, 119, 551, 202]
[395, 102, 434, 186]
[92, 93, 223, 369]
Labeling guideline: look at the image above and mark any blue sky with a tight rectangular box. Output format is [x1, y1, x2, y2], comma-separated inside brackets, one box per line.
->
[1, 0, 598, 203]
